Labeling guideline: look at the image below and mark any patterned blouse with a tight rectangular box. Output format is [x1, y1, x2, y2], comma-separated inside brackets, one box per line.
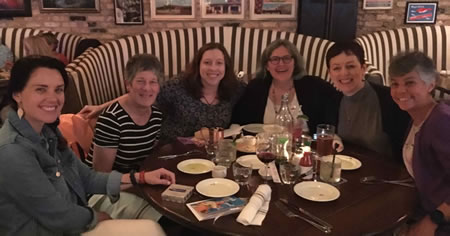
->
[157, 78, 244, 143]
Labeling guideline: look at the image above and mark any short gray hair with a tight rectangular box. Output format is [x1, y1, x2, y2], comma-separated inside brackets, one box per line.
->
[389, 51, 439, 85]
[255, 39, 306, 80]
[124, 54, 163, 84]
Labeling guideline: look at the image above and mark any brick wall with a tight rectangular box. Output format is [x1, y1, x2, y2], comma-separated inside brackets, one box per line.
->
[0, 0, 449, 41]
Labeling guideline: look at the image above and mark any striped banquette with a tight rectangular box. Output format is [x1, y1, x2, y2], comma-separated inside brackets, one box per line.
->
[0, 28, 85, 62]
[67, 26, 334, 107]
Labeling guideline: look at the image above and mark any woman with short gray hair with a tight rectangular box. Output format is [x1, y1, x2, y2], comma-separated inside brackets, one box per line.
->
[390, 51, 450, 235]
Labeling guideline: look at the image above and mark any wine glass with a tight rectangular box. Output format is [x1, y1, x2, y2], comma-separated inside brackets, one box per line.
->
[256, 132, 276, 182]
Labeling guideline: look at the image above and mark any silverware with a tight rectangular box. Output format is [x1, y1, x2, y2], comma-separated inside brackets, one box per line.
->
[279, 198, 333, 230]
[360, 176, 415, 188]
[158, 150, 203, 160]
[275, 201, 332, 234]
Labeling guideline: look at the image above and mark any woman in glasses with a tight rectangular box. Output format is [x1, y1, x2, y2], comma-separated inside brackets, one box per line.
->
[232, 39, 337, 134]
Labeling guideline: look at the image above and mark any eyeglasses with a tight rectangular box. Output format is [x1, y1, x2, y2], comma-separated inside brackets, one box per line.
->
[268, 56, 293, 65]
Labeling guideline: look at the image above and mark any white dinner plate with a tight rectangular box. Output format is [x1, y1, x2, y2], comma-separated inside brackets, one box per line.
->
[236, 155, 265, 170]
[177, 159, 215, 175]
[243, 123, 264, 134]
[195, 178, 240, 198]
[294, 181, 340, 202]
[336, 155, 362, 170]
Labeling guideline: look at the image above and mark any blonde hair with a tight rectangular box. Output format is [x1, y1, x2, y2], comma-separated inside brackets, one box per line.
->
[24, 35, 54, 57]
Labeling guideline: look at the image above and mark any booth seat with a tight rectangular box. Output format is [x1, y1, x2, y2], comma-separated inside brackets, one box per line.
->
[0, 27, 86, 62]
[67, 26, 339, 108]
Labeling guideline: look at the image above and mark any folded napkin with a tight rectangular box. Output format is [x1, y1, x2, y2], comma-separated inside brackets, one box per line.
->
[224, 124, 243, 138]
[236, 184, 271, 226]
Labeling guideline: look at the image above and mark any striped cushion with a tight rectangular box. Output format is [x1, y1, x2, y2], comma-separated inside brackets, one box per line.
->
[0, 27, 84, 61]
[356, 25, 450, 85]
[68, 26, 333, 107]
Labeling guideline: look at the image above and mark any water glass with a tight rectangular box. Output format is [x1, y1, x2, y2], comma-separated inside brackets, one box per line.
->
[212, 165, 227, 178]
[320, 155, 342, 183]
[214, 139, 236, 167]
[280, 162, 300, 184]
[232, 162, 252, 185]
[316, 124, 335, 156]
[272, 132, 292, 163]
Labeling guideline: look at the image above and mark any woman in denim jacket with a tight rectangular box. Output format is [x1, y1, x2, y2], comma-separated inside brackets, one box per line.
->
[0, 56, 175, 236]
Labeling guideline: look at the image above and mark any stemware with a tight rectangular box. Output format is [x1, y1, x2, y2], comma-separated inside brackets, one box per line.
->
[256, 132, 276, 182]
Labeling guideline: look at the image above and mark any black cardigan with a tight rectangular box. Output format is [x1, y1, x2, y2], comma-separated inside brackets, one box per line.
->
[231, 75, 338, 134]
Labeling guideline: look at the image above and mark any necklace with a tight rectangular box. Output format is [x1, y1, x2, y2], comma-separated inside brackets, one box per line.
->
[202, 95, 217, 105]
[270, 84, 294, 113]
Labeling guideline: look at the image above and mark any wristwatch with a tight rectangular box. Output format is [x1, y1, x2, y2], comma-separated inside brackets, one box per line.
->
[430, 209, 446, 225]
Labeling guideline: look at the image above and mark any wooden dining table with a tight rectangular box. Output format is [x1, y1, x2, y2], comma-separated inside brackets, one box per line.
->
[138, 140, 418, 236]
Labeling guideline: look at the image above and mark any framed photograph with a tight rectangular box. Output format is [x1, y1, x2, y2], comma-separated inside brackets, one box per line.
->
[0, 0, 31, 17]
[201, 0, 244, 19]
[40, 0, 100, 13]
[250, 0, 297, 20]
[363, 0, 393, 10]
[114, 0, 144, 25]
[405, 2, 438, 24]
[151, 0, 195, 20]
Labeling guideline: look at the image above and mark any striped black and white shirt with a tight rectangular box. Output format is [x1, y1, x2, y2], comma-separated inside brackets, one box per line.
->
[85, 102, 162, 173]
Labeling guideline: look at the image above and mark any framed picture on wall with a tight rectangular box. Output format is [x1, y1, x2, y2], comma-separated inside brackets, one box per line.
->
[114, 0, 144, 25]
[405, 2, 438, 24]
[0, 0, 32, 17]
[363, 0, 393, 10]
[250, 0, 297, 20]
[40, 0, 100, 13]
[151, 0, 195, 20]
[200, 0, 244, 19]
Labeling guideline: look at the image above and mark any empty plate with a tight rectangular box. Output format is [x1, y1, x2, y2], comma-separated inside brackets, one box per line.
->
[337, 155, 362, 170]
[294, 181, 340, 202]
[243, 124, 264, 134]
[196, 178, 240, 198]
[177, 159, 215, 174]
[236, 155, 265, 169]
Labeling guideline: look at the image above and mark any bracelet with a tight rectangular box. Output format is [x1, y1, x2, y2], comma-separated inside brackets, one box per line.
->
[139, 171, 146, 185]
[129, 170, 138, 186]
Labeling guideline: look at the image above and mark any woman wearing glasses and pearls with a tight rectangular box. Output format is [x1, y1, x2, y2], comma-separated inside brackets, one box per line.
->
[232, 39, 337, 135]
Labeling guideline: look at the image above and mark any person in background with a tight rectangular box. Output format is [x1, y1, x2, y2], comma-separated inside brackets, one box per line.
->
[24, 35, 68, 65]
[79, 43, 244, 143]
[85, 54, 164, 221]
[232, 39, 338, 135]
[325, 41, 410, 160]
[0, 55, 174, 236]
[390, 52, 450, 236]
[0, 43, 13, 71]
[40, 32, 69, 65]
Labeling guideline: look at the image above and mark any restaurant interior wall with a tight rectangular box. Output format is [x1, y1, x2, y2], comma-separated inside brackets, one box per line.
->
[0, 0, 449, 42]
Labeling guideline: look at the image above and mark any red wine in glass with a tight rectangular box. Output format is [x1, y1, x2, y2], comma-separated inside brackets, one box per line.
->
[257, 152, 276, 164]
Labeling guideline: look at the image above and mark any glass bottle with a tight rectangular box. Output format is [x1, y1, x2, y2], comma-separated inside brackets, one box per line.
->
[275, 93, 294, 133]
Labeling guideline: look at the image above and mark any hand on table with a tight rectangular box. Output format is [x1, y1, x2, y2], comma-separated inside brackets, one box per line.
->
[333, 134, 344, 153]
[144, 168, 176, 185]
[406, 216, 437, 236]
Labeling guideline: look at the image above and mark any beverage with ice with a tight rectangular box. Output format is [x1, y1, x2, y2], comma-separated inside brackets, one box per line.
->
[320, 155, 341, 183]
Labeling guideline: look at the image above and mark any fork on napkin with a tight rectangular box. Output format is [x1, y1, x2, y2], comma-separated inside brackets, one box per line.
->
[236, 184, 271, 226]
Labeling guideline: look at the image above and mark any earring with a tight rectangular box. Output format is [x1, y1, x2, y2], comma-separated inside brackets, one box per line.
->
[17, 108, 24, 119]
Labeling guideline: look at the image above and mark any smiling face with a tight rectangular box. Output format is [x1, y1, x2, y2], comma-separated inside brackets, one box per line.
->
[390, 70, 435, 113]
[199, 49, 225, 88]
[13, 67, 65, 133]
[328, 52, 366, 96]
[126, 70, 160, 109]
[266, 46, 294, 82]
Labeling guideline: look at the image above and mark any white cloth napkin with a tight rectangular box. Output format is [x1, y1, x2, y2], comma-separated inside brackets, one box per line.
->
[236, 184, 271, 226]
[224, 124, 242, 138]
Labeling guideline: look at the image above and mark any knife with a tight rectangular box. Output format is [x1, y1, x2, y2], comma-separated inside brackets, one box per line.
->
[280, 198, 333, 230]
[275, 201, 332, 234]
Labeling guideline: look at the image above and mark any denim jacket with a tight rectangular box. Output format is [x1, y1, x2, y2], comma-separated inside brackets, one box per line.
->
[0, 111, 122, 236]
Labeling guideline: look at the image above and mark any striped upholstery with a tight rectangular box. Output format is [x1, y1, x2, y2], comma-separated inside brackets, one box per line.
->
[356, 25, 450, 86]
[0, 28, 84, 62]
[433, 86, 450, 101]
[68, 26, 334, 107]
